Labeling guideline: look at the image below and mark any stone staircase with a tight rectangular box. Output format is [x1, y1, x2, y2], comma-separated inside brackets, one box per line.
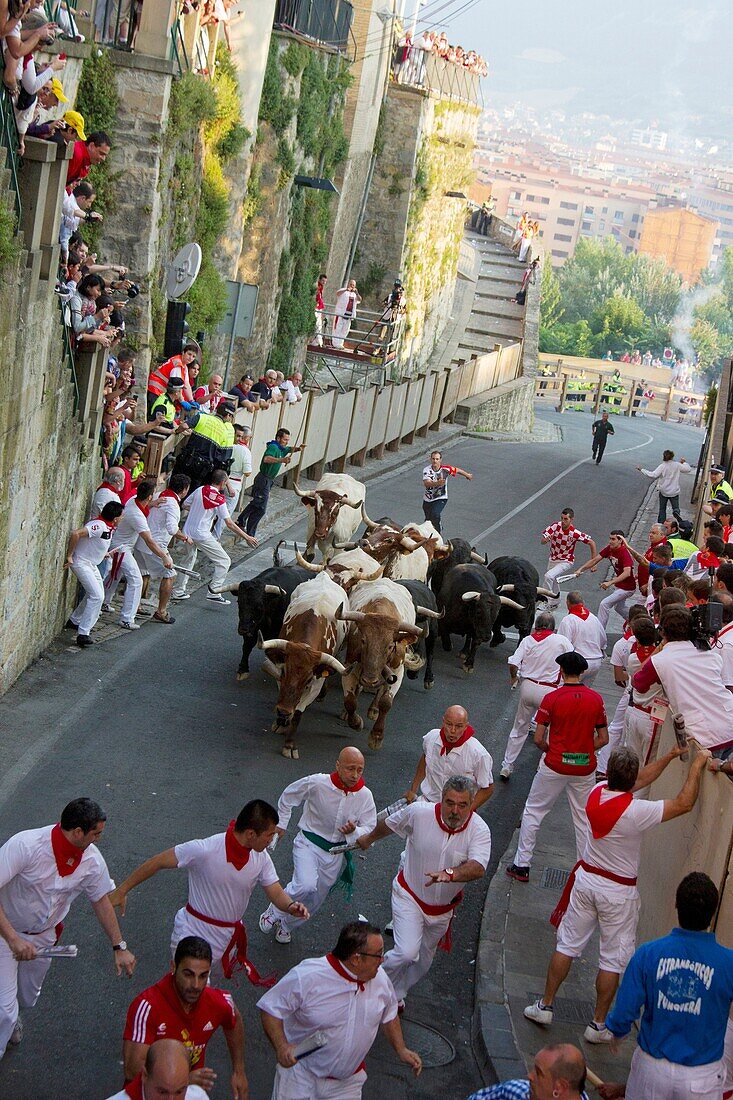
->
[452, 231, 525, 364]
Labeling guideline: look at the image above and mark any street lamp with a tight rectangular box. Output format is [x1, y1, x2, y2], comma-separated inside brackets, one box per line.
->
[294, 175, 340, 195]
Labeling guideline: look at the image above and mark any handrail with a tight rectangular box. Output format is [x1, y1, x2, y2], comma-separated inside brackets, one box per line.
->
[0, 77, 22, 223]
[44, 0, 81, 40]
[58, 297, 80, 412]
[169, 15, 189, 77]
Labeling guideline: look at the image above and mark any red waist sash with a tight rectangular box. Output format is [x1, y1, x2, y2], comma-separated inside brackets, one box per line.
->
[396, 869, 464, 952]
[550, 860, 637, 929]
[185, 903, 276, 987]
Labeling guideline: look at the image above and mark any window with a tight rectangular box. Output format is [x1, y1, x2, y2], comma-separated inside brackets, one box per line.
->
[551, 249, 569, 258]
[525, 194, 535, 202]
[629, 230, 636, 239]
[540, 196, 550, 205]
[599, 220, 606, 231]
[554, 233, 572, 242]
[602, 206, 608, 213]
[512, 190, 521, 199]
[584, 205, 594, 214]
[631, 213, 640, 223]
[614, 211, 624, 222]
[581, 221, 592, 231]
[557, 217, 575, 226]
[560, 201, 578, 210]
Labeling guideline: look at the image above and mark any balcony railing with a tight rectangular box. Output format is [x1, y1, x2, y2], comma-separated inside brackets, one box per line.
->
[274, 0, 356, 60]
[393, 50, 482, 106]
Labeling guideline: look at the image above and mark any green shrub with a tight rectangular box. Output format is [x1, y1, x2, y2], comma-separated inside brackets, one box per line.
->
[0, 199, 20, 271]
[75, 50, 121, 252]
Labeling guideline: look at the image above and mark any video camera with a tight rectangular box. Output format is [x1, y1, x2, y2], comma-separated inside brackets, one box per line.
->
[689, 594, 724, 652]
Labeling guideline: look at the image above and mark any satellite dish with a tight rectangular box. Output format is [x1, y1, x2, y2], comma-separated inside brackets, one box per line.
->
[166, 243, 202, 300]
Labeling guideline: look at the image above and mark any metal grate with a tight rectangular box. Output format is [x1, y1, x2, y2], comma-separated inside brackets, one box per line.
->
[553, 996, 597, 1024]
[399, 1020, 455, 1068]
[540, 867, 571, 890]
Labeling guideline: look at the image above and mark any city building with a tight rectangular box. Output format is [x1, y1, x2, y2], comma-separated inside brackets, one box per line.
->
[638, 205, 718, 283]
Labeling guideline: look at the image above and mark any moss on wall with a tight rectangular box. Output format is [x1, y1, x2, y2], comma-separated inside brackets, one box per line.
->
[75, 50, 120, 253]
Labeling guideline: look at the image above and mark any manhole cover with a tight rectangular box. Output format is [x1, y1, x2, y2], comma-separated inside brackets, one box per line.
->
[554, 996, 596, 1024]
[398, 1020, 455, 1068]
[540, 867, 570, 890]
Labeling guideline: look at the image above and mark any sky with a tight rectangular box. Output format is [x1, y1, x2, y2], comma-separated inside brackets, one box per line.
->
[423, 0, 732, 133]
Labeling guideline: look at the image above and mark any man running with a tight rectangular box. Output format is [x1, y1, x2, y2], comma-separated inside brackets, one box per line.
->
[404, 705, 494, 808]
[591, 412, 615, 465]
[421, 450, 472, 534]
[541, 509, 597, 604]
[575, 530, 638, 629]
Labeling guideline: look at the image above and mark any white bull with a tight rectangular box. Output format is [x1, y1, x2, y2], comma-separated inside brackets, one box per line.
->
[294, 473, 366, 560]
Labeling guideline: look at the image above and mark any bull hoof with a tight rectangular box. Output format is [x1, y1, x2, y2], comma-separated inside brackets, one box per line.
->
[458, 652, 467, 664]
[424, 679, 434, 690]
[463, 665, 475, 675]
[236, 671, 250, 681]
[490, 632, 506, 648]
[348, 714, 364, 731]
[281, 745, 299, 759]
[367, 733, 384, 751]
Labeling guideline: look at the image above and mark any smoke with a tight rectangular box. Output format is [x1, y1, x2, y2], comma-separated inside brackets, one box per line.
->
[670, 283, 719, 361]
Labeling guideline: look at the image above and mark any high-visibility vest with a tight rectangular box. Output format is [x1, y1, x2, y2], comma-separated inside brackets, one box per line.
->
[147, 356, 190, 398]
[709, 479, 733, 503]
[150, 393, 178, 421]
[192, 412, 234, 449]
[669, 537, 699, 563]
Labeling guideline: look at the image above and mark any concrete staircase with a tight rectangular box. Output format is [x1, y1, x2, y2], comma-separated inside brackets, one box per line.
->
[452, 232, 525, 363]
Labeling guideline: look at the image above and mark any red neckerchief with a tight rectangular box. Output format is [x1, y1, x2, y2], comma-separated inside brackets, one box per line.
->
[623, 624, 633, 639]
[225, 821, 251, 870]
[159, 489, 180, 502]
[202, 485, 226, 510]
[631, 641, 656, 663]
[134, 499, 150, 517]
[124, 1074, 144, 1100]
[531, 629, 554, 642]
[326, 952, 365, 991]
[568, 604, 590, 620]
[98, 481, 120, 495]
[698, 551, 721, 569]
[586, 784, 633, 839]
[330, 771, 365, 793]
[51, 824, 83, 877]
[94, 515, 116, 530]
[434, 801, 472, 834]
[439, 724, 475, 755]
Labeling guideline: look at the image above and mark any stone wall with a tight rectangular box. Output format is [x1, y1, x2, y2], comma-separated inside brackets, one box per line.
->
[453, 377, 535, 434]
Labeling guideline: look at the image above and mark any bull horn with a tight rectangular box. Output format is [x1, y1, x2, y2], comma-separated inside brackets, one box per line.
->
[470, 551, 485, 564]
[399, 535, 420, 551]
[292, 481, 312, 499]
[333, 541, 358, 550]
[262, 658, 283, 679]
[259, 637, 291, 654]
[497, 583, 515, 593]
[499, 596, 525, 611]
[461, 590, 482, 602]
[335, 603, 367, 623]
[536, 586, 555, 598]
[342, 495, 363, 510]
[294, 544, 324, 572]
[361, 502, 379, 530]
[318, 653, 348, 675]
[208, 581, 241, 594]
[264, 584, 286, 597]
[415, 605, 444, 619]
[362, 562, 384, 581]
[396, 621, 424, 638]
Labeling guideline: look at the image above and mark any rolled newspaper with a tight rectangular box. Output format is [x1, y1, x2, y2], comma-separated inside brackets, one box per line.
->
[329, 798, 408, 853]
[28, 945, 78, 959]
[293, 1030, 328, 1061]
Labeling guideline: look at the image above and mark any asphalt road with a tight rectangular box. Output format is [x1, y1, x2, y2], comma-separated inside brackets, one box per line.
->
[0, 408, 704, 1100]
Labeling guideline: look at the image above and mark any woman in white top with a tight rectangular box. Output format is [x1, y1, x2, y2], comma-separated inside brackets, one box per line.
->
[332, 280, 361, 348]
[637, 449, 692, 523]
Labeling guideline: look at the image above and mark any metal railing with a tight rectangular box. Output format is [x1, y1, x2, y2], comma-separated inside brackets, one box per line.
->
[273, 0, 356, 59]
[44, 0, 82, 40]
[87, 0, 138, 49]
[0, 74, 22, 223]
[59, 297, 80, 413]
[392, 49, 482, 105]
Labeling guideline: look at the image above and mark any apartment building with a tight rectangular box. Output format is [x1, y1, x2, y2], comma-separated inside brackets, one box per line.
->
[638, 206, 718, 283]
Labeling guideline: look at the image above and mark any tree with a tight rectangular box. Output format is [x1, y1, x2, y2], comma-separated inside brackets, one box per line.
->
[590, 293, 649, 356]
[690, 318, 723, 371]
[539, 262, 564, 329]
[558, 238, 632, 323]
[626, 255, 682, 323]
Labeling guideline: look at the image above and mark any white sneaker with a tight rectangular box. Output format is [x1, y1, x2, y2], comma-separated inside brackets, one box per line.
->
[524, 1000, 554, 1026]
[500, 764, 513, 780]
[118, 620, 140, 630]
[584, 1021, 613, 1044]
[206, 593, 231, 605]
[170, 592, 190, 601]
[259, 908, 277, 935]
[275, 924, 291, 944]
[9, 1016, 22, 1045]
[102, 602, 113, 613]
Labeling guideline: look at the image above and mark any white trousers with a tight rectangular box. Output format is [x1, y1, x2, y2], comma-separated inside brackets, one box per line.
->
[382, 878, 451, 1001]
[555, 870, 639, 973]
[598, 587, 635, 629]
[272, 1063, 366, 1099]
[625, 1047, 724, 1100]
[543, 559, 571, 598]
[104, 549, 142, 623]
[173, 533, 231, 595]
[314, 309, 326, 347]
[623, 707, 655, 766]
[502, 680, 554, 770]
[596, 689, 629, 773]
[272, 833, 346, 933]
[332, 315, 352, 349]
[515, 759, 594, 867]
[70, 560, 105, 636]
[0, 928, 55, 1059]
[579, 657, 604, 688]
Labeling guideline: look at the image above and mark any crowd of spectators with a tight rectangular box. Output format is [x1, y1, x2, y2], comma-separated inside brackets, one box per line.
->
[394, 27, 488, 86]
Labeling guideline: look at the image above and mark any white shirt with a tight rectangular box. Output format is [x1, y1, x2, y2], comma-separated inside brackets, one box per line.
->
[0, 826, 114, 934]
[281, 380, 302, 403]
[277, 774, 377, 843]
[60, 190, 83, 239]
[641, 460, 692, 497]
[73, 519, 114, 567]
[610, 635, 632, 671]
[717, 625, 733, 688]
[583, 784, 664, 880]
[90, 484, 121, 518]
[106, 1087, 208, 1100]
[111, 497, 151, 553]
[649, 641, 733, 749]
[684, 551, 715, 580]
[386, 801, 492, 907]
[420, 729, 493, 802]
[174, 832, 279, 925]
[558, 610, 607, 660]
[508, 632, 573, 683]
[229, 443, 252, 482]
[182, 486, 229, 542]
[147, 493, 181, 551]
[257, 956, 397, 1080]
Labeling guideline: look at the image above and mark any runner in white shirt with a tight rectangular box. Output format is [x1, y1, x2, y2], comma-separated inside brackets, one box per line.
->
[64, 501, 123, 646]
[136, 473, 192, 626]
[109, 800, 308, 985]
[259, 748, 376, 945]
[524, 746, 709, 1044]
[0, 797, 135, 1059]
[557, 592, 607, 686]
[541, 509, 597, 603]
[225, 425, 253, 517]
[104, 482, 173, 629]
[622, 618, 664, 771]
[106, 1038, 209, 1100]
[258, 920, 421, 1099]
[90, 468, 124, 518]
[358, 776, 492, 1005]
[405, 705, 494, 804]
[595, 608, 651, 776]
[500, 614, 573, 778]
[171, 469, 257, 604]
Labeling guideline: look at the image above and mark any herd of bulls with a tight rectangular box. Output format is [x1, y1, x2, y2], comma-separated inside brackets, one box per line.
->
[214, 474, 554, 758]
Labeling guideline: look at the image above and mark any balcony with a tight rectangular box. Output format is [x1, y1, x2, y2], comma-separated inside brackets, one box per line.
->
[273, 0, 356, 60]
[393, 49, 482, 106]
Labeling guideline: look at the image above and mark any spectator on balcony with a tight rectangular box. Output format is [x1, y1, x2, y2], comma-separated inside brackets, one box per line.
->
[282, 372, 304, 403]
[332, 280, 361, 349]
[68, 273, 113, 350]
[250, 369, 278, 403]
[193, 373, 225, 414]
[147, 344, 199, 412]
[394, 31, 412, 83]
[1, 6, 58, 94]
[314, 273, 327, 345]
[28, 103, 80, 143]
[230, 374, 262, 412]
[59, 181, 102, 263]
[14, 68, 67, 152]
[66, 129, 112, 190]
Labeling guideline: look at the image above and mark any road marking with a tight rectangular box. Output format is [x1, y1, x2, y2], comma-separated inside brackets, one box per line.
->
[472, 432, 654, 546]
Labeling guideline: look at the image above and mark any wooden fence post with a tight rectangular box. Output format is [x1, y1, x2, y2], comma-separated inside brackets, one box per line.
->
[664, 387, 675, 422]
[557, 374, 568, 413]
[593, 376, 604, 416]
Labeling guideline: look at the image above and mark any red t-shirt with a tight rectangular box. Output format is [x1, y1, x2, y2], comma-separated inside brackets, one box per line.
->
[66, 140, 91, 188]
[535, 683, 607, 775]
[599, 544, 636, 590]
[123, 973, 236, 1070]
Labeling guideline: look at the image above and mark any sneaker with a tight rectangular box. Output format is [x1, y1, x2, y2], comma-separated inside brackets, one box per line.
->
[275, 924, 291, 944]
[384, 919, 394, 936]
[65, 618, 78, 630]
[206, 593, 231, 605]
[524, 1000, 553, 1026]
[118, 620, 140, 630]
[259, 909, 277, 935]
[584, 1021, 613, 1044]
[499, 764, 513, 780]
[101, 602, 113, 613]
[506, 863, 529, 882]
[76, 635, 93, 648]
[9, 1017, 22, 1045]
[170, 592, 190, 601]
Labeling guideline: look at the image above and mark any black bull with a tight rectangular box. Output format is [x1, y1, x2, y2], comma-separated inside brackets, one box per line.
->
[215, 566, 312, 679]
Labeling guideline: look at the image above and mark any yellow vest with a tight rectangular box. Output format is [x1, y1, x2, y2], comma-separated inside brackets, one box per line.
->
[151, 393, 177, 421]
[192, 412, 234, 449]
[709, 479, 733, 503]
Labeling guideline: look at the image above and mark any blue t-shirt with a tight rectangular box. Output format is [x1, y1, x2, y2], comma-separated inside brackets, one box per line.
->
[607, 927, 733, 1065]
[467, 1084, 588, 1100]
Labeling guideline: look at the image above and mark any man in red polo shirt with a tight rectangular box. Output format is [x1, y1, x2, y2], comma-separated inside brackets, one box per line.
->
[576, 529, 638, 629]
[506, 651, 608, 882]
[66, 130, 112, 189]
[123, 936, 247, 1098]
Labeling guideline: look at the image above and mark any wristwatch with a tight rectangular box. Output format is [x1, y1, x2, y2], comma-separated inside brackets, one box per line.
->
[445, 868, 455, 880]
[113, 940, 127, 952]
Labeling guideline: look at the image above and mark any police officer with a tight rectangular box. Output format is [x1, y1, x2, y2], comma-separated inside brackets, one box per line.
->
[703, 465, 733, 517]
[150, 376, 189, 425]
[174, 399, 237, 492]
